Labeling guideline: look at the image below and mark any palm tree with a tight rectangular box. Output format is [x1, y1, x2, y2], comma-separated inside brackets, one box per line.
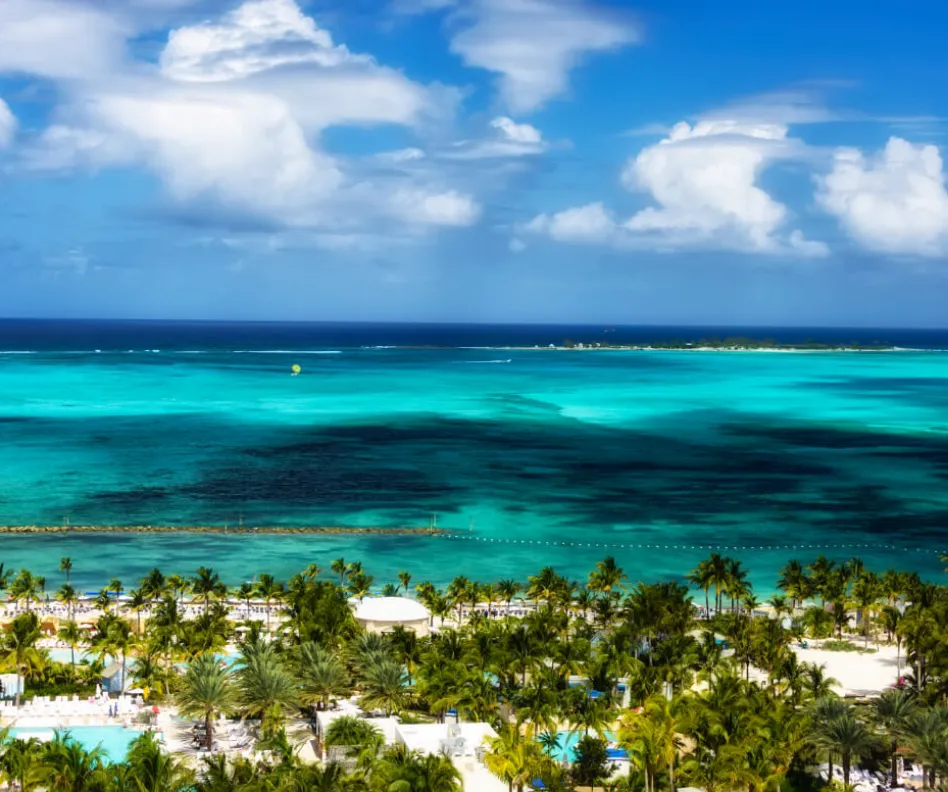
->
[688, 559, 714, 620]
[0, 612, 45, 705]
[56, 583, 80, 622]
[777, 560, 811, 609]
[331, 558, 347, 586]
[139, 568, 166, 603]
[176, 653, 237, 750]
[0, 736, 46, 792]
[852, 571, 882, 647]
[900, 707, 948, 789]
[236, 641, 300, 730]
[617, 708, 662, 792]
[58, 620, 83, 670]
[191, 567, 227, 617]
[589, 556, 626, 595]
[255, 574, 284, 633]
[375, 745, 464, 792]
[124, 731, 196, 791]
[297, 642, 350, 711]
[398, 570, 412, 594]
[8, 570, 42, 612]
[485, 724, 545, 792]
[360, 657, 408, 717]
[126, 587, 150, 635]
[324, 714, 384, 749]
[873, 688, 916, 787]
[93, 617, 137, 692]
[42, 732, 108, 792]
[807, 556, 836, 609]
[813, 703, 878, 787]
[59, 557, 73, 586]
[497, 579, 522, 612]
[234, 582, 255, 617]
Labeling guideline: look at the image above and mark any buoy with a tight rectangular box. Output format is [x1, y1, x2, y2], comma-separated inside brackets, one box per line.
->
[291, 364, 301, 376]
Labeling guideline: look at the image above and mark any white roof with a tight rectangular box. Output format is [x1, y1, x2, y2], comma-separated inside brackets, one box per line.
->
[354, 596, 429, 623]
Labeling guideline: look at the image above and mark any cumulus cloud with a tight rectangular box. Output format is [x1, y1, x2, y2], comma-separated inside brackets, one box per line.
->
[622, 121, 798, 251]
[0, 0, 127, 79]
[160, 0, 366, 81]
[490, 116, 541, 144]
[816, 137, 948, 257]
[0, 99, 16, 149]
[527, 202, 615, 243]
[22, 0, 478, 235]
[525, 119, 826, 256]
[448, 0, 638, 113]
[390, 189, 482, 226]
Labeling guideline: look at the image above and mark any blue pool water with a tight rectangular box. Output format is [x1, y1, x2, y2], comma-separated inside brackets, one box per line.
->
[545, 731, 625, 763]
[9, 726, 142, 762]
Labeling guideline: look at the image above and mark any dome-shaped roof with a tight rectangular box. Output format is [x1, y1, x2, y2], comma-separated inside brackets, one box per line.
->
[354, 596, 430, 623]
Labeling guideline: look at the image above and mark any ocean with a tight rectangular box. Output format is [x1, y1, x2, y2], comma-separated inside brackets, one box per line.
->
[1, 319, 947, 593]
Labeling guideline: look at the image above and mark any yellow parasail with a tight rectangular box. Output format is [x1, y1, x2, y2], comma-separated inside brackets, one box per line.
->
[291, 364, 301, 376]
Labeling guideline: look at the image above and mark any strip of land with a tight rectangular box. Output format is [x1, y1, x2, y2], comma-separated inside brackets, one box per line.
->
[0, 524, 446, 536]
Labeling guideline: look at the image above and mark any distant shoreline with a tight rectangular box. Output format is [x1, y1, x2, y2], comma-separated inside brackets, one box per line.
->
[379, 344, 907, 353]
[0, 525, 448, 537]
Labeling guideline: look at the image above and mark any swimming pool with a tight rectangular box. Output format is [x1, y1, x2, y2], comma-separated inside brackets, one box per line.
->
[45, 649, 114, 665]
[9, 726, 143, 762]
[543, 731, 626, 763]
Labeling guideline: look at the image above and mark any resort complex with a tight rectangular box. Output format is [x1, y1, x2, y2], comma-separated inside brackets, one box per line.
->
[0, 553, 946, 791]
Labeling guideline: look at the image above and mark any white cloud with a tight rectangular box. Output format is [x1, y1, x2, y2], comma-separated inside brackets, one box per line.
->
[525, 119, 827, 256]
[490, 116, 541, 144]
[391, 189, 481, 226]
[527, 202, 615, 243]
[22, 0, 477, 236]
[622, 120, 796, 251]
[0, 99, 16, 149]
[816, 137, 948, 257]
[448, 0, 638, 113]
[509, 237, 526, 252]
[160, 0, 366, 82]
[0, 0, 127, 80]
[441, 115, 547, 160]
[93, 90, 344, 224]
[376, 148, 427, 163]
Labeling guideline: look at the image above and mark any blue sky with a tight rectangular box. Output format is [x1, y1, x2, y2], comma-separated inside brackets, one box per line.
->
[1, 0, 948, 326]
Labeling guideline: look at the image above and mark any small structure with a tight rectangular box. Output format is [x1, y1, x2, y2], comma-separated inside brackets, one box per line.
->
[0, 673, 22, 700]
[395, 722, 504, 791]
[100, 663, 128, 694]
[352, 597, 430, 636]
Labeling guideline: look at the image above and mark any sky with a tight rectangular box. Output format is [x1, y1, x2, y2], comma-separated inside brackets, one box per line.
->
[1, 0, 948, 326]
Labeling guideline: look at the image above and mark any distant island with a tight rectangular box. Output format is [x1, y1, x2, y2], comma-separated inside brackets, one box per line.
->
[516, 336, 901, 352]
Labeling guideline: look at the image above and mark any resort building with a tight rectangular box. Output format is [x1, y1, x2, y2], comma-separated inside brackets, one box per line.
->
[351, 596, 431, 636]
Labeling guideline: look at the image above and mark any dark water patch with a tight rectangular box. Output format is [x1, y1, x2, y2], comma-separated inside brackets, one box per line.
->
[807, 376, 948, 408]
[10, 408, 948, 550]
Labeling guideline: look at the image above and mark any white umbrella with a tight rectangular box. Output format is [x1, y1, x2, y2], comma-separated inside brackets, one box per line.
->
[95, 683, 102, 698]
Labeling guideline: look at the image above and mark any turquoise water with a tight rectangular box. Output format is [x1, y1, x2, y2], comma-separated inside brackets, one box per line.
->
[546, 731, 624, 763]
[1, 321, 947, 593]
[45, 649, 111, 664]
[9, 726, 141, 762]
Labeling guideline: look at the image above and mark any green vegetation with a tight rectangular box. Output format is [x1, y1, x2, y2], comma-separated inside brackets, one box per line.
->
[821, 640, 876, 654]
[0, 552, 945, 791]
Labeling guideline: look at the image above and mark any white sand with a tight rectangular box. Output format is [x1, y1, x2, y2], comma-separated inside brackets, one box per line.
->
[792, 642, 904, 697]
